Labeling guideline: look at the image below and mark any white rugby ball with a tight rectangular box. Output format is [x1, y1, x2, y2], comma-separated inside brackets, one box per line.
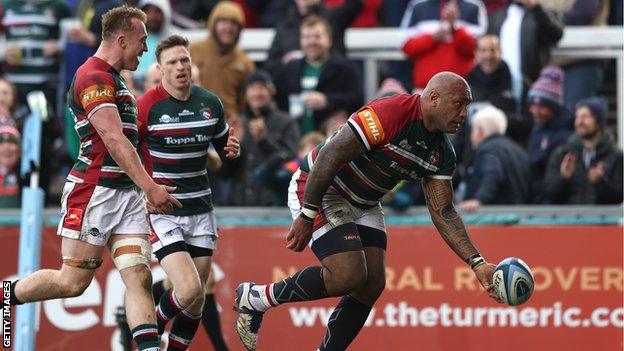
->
[493, 257, 534, 306]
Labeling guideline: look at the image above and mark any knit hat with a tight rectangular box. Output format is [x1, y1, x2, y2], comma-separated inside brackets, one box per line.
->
[575, 96, 608, 128]
[0, 125, 20, 145]
[528, 65, 565, 111]
[244, 69, 276, 94]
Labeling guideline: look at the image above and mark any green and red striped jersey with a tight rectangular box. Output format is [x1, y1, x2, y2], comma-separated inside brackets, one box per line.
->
[138, 84, 226, 216]
[300, 94, 456, 208]
[66, 56, 139, 188]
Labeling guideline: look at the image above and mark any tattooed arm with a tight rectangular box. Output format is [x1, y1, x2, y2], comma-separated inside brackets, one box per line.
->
[422, 177, 480, 261]
[422, 177, 499, 300]
[286, 126, 366, 251]
[303, 126, 366, 206]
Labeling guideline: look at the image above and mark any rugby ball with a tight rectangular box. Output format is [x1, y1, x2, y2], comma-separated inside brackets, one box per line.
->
[493, 257, 534, 306]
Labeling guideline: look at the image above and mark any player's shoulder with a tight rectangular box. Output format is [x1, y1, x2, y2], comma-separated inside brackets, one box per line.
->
[362, 93, 418, 122]
[137, 85, 168, 108]
[190, 85, 223, 106]
[75, 58, 114, 84]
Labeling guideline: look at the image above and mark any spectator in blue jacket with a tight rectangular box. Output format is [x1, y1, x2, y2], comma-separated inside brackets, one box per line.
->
[459, 105, 531, 212]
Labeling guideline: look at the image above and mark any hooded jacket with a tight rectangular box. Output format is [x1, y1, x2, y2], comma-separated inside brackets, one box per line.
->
[189, 1, 255, 120]
[136, 0, 177, 80]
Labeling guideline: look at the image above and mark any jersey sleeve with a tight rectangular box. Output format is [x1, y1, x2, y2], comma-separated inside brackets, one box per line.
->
[74, 70, 117, 119]
[211, 96, 228, 139]
[347, 95, 409, 151]
[426, 134, 457, 179]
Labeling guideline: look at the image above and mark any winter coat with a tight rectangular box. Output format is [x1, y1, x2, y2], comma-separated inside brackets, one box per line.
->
[543, 133, 623, 204]
[464, 134, 531, 204]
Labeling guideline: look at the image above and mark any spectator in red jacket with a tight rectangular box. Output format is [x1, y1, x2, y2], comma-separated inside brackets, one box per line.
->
[400, 0, 487, 90]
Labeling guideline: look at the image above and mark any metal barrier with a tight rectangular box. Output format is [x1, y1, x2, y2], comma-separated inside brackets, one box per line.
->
[182, 26, 624, 148]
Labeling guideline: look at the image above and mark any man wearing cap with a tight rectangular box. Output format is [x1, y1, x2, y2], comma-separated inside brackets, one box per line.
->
[526, 65, 572, 203]
[543, 96, 623, 204]
[220, 69, 300, 206]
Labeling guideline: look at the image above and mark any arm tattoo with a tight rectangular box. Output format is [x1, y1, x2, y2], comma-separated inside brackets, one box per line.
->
[422, 177, 479, 262]
[304, 126, 366, 206]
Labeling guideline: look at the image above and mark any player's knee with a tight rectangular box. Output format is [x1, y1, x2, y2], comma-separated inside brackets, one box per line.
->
[175, 282, 203, 307]
[124, 264, 153, 292]
[61, 276, 93, 297]
[366, 271, 386, 299]
[331, 264, 367, 294]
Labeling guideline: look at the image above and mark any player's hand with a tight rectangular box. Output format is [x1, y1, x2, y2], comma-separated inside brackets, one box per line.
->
[286, 216, 313, 252]
[223, 127, 241, 159]
[473, 263, 501, 302]
[146, 184, 182, 214]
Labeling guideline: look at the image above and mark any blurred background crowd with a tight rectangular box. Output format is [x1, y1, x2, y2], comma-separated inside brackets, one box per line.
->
[0, 0, 621, 211]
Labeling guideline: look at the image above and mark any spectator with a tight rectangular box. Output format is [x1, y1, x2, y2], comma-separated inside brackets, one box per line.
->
[0, 78, 24, 129]
[455, 34, 527, 171]
[488, 0, 564, 105]
[483, 0, 509, 15]
[264, 0, 363, 76]
[466, 35, 515, 114]
[221, 69, 300, 206]
[190, 1, 255, 121]
[541, 0, 610, 112]
[544, 96, 623, 204]
[245, 0, 294, 28]
[381, 0, 412, 89]
[526, 65, 572, 203]
[458, 105, 530, 211]
[0, 0, 72, 205]
[0, 124, 20, 208]
[274, 15, 363, 134]
[401, 0, 487, 90]
[169, 0, 220, 28]
[63, 0, 123, 92]
[0, 0, 71, 112]
[326, 0, 383, 27]
[135, 0, 177, 83]
[143, 62, 161, 93]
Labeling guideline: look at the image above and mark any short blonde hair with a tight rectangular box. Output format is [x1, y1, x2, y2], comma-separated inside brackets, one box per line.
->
[101, 6, 146, 41]
[471, 105, 508, 137]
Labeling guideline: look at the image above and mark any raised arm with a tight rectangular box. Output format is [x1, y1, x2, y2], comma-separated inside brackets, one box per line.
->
[422, 177, 498, 300]
[286, 125, 366, 251]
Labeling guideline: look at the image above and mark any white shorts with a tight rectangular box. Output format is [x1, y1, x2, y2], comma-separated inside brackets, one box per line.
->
[287, 169, 386, 245]
[149, 211, 218, 257]
[57, 182, 149, 246]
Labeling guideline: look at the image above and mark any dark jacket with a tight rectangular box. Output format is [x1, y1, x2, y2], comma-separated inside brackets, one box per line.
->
[222, 105, 300, 206]
[264, 0, 363, 76]
[464, 134, 531, 204]
[274, 55, 364, 131]
[543, 133, 623, 204]
[527, 113, 572, 203]
[488, 4, 564, 83]
[466, 61, 516, 114]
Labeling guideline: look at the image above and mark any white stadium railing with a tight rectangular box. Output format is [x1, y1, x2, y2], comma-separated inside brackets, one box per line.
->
[182, 26, 624, 148]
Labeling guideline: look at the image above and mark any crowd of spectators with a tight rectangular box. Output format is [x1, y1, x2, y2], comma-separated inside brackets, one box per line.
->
[0, 0, 621, 209]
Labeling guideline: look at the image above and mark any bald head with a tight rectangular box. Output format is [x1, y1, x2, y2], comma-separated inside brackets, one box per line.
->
[420, 72, 472, 133]
[423, 72, 471, 97]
